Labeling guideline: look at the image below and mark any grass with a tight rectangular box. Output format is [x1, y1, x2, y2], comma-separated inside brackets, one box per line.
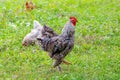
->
[0, 0, 120, 79]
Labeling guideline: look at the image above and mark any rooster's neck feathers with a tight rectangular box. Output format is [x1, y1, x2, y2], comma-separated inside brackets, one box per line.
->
[61, 21, 75, 37]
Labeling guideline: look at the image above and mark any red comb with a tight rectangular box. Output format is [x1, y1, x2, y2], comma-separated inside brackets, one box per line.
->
[70, 16, 78, 22]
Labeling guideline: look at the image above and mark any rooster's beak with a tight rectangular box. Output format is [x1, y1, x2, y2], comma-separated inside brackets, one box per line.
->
[76, 19, 78, 22]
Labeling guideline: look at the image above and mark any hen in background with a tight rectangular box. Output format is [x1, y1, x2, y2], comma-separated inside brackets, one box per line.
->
[25, 1, 35, 10]
[22, 20, 58, 46]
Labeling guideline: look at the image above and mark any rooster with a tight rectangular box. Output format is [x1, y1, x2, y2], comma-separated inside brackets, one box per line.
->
[37, 17, 78, 71]
[22, 20, 58, 46]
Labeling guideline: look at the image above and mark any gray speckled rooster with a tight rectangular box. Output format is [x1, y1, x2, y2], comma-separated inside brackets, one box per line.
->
[37, 17, 78, 71]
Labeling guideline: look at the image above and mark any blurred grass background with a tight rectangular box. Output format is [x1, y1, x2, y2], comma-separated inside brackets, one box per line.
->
[0, 0, 120, 79]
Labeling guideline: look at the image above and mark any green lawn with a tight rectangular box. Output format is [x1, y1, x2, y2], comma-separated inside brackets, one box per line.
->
[0, 0, 120, 79]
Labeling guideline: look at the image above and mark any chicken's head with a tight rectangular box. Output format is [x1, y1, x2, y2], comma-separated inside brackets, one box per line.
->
[22, 34, 35, 46]
[22, 39, 35, 46]
[70, 16, 78, 26]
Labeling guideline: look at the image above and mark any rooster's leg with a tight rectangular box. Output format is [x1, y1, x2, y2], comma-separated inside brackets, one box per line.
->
[62, 59, 72, 65]
[53, 59, 62, 71]
[57, 66, 62, 71]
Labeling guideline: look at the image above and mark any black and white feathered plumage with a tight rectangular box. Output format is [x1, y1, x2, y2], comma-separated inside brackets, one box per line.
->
[37, 17, 78, 71]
